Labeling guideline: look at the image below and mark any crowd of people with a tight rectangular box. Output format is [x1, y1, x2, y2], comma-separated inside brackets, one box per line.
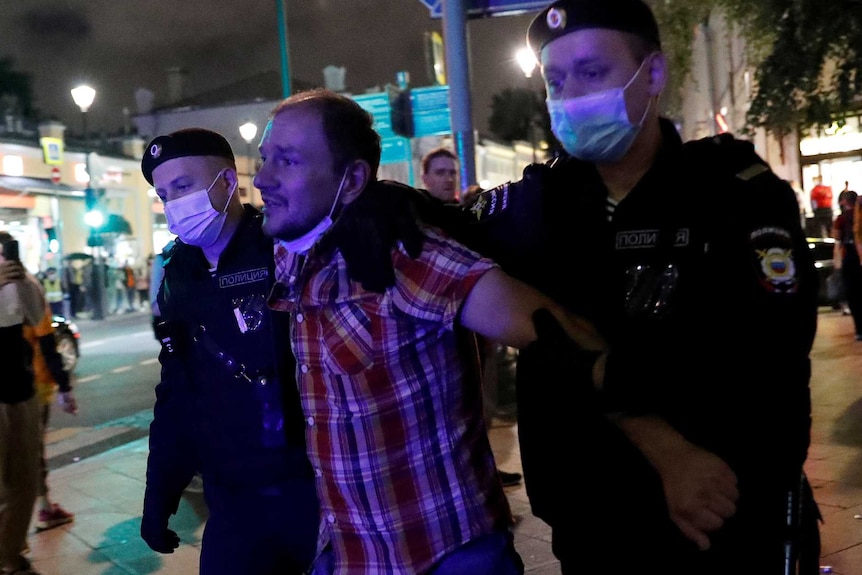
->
[32, 259, 155, 320]
[2, 1, 830, 574]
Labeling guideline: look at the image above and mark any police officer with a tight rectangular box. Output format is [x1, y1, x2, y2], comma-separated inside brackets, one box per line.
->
[139, 129, 318, 575]
[454, 1, 821, 574]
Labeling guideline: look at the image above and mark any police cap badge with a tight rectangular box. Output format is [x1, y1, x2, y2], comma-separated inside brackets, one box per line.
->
[141, 128, 235, 185]
[527, 0, 661, 57]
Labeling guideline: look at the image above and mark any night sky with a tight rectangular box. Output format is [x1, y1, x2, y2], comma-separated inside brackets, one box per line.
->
[1, 0, 539, 137]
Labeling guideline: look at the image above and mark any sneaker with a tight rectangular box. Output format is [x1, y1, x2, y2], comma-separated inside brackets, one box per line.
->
[35, 503, 74, 531]
[498, 469, 522, 487]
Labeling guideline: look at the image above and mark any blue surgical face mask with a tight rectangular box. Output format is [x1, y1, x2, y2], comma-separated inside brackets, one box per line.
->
[547, 57, 652, 163]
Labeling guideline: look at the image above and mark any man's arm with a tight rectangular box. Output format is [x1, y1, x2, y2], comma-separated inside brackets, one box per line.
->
[459, 266, 604, 352]
[142, 284, 198, 554]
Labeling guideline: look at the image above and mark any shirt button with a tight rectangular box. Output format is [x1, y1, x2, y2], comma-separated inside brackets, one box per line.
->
[296, 313, 304, 323]
[326, 513, 336, 524]
[300, 364, 309, 373]
[306, 416, 314, 426]
[315, 467, 323, 478]
[288, 275, 296, 284]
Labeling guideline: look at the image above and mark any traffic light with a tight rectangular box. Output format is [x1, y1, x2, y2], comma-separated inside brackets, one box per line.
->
[45, 227, 59, 253]
[388, 86, 414, 138]
[83, 188, 105, 229]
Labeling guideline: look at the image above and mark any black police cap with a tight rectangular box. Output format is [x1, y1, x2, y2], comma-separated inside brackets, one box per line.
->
[527, 0, 661, 56]
[141, 128, 235, 185]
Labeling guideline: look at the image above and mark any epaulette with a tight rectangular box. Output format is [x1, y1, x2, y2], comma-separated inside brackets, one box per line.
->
[464, 162, 551, 223]
[682, 133, 770, 182]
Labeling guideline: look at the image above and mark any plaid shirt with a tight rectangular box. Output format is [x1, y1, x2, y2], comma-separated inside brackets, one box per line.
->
[269, 228, 512, 574]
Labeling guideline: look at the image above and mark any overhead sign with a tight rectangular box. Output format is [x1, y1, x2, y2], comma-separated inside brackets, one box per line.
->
[352, 92, 395, 138]
[380, 136, 412, 165]
[39, 137, 64, 165]
[417, 0, 547, 18]
[411, 86, 451, 137]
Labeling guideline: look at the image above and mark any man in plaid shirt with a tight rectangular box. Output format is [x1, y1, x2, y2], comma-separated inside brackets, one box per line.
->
[256, 88, 603, 575]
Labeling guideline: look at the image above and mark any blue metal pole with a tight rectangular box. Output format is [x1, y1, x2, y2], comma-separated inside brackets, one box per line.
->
[441, 0, 477, 190]
[277, 0, 291, 98]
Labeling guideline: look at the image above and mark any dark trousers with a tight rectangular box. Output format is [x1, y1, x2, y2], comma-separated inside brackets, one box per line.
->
[842, 247, 862, 335]
[813, 207, 834, 237]
[200, 478, 318, 575]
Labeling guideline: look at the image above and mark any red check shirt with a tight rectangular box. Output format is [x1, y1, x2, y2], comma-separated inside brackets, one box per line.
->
[268, 228, 512, 575]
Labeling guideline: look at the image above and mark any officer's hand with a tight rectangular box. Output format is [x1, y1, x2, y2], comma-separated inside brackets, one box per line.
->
[656, 442, 738, 551]
[324, 180, 425, 293]
[141, 493, 180, 554]
[528, 308, 605, 393]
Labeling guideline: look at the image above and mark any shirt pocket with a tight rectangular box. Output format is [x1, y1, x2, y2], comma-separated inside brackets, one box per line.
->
[319, 300, 376, 376]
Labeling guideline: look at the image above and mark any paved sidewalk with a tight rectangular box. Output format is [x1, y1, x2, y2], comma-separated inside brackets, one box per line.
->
[26, 310, 862, 574]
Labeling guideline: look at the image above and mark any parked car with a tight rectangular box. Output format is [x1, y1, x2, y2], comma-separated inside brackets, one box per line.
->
[52, 315, 80, 373]
[807, 237, 838, 307]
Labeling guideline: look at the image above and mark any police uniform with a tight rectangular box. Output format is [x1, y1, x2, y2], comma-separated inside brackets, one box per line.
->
[146, 203, 318, 574]
[462, 118, 819, 573]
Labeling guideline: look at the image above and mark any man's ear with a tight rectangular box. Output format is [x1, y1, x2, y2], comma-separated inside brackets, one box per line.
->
[222, 167, 239, 191]
[340, 160, 373, 205]
[647, 52, 667, 97]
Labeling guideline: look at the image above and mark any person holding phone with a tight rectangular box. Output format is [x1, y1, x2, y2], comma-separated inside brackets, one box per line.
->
[0, 231, 50, 575]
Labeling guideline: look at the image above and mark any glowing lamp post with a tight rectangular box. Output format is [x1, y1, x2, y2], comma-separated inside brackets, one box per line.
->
[515, 48, 539, 163]
[71, 83, 105, 320]
[239, 121, 258, 176]
[239, 121, 258, 201]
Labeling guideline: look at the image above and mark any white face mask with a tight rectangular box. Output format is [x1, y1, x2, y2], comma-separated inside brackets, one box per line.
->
[279, 168, 348, 254]
[164, 170, 235, 248]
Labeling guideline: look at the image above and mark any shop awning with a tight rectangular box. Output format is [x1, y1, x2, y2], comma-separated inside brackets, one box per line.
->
[100, 213, 133, 235]
[0, 175, 84, 198]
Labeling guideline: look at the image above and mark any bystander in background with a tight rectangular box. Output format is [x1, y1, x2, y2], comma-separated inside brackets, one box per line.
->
[23, 304, 78, 531]
[810, 174, 834, 237]
[834, 188, 862, 339]
[0, 230, 50, 575]
[39, 268, 64, 317]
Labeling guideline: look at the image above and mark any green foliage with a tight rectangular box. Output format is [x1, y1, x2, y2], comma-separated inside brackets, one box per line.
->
[0, 58, 36, 119]
[488, 86, 543, 143]
[651, 0, 714, 119]
[738, 0, 862, 138]
[487, 0, 861, 141]
[651, 0, 862, 137]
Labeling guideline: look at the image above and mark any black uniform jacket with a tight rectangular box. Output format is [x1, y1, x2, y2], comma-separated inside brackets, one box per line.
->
[460, 120, 818, 533]
[146, 205, 310, 511]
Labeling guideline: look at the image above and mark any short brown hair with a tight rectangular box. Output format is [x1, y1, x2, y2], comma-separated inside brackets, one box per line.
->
[421, 147, 458, 175]
[271, 88, 381, 176]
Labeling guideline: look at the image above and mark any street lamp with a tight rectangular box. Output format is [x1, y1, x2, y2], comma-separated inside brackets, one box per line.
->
[71, 83, 105, 320]
[515, 48, 539, 163]
[516, 48, 538, 79]
[239, 121, 258, 198]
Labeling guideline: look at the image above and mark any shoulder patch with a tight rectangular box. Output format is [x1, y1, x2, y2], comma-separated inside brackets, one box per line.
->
[750, 226, 798, 294]
[468, 183, 511, 221]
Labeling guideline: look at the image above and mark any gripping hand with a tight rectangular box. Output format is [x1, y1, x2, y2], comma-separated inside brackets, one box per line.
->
[323, 180, 426, 293]
[141, 489, 180, 554]
[527, 308, 604, 395]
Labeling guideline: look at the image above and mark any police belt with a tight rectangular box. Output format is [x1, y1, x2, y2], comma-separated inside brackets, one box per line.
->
[192, 324, 272, 384]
